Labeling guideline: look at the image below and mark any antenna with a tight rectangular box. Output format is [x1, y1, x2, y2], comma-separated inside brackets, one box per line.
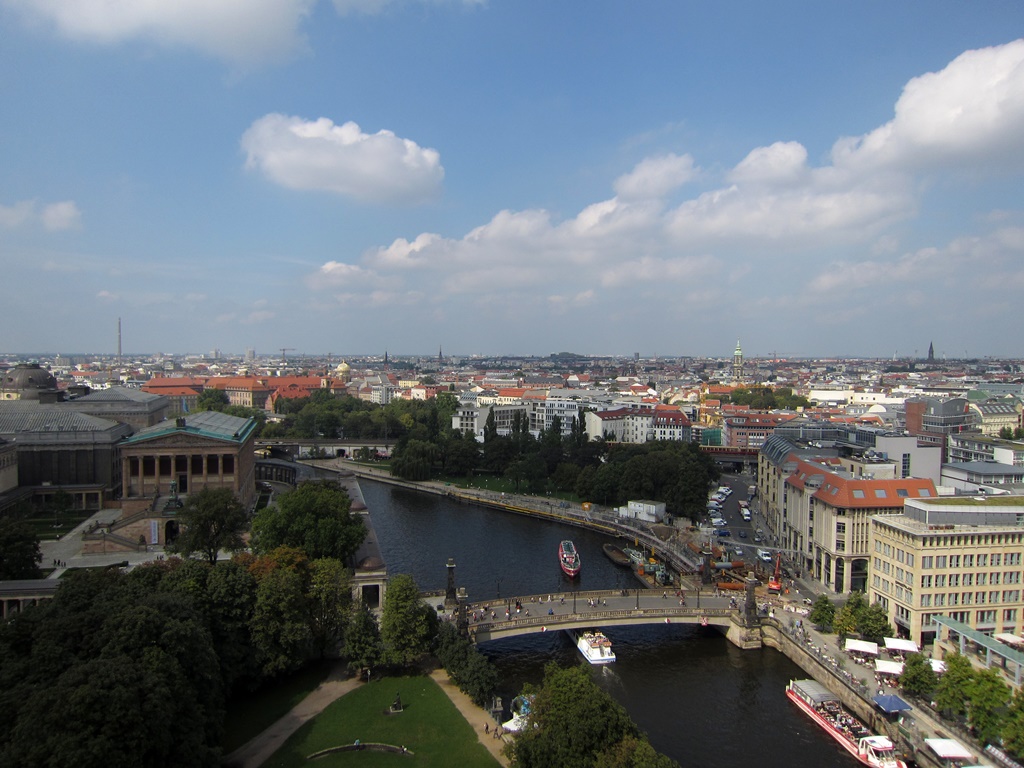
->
[117, 317, 122, 369]
[280, 347, 295, 363]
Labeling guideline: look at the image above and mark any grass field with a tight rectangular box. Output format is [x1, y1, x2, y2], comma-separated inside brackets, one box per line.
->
[222, 660, 335, 753]
[261, 675, 500, 768]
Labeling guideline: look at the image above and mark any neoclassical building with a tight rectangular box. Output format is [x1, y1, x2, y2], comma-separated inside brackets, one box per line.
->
[120, 411, 257, 512]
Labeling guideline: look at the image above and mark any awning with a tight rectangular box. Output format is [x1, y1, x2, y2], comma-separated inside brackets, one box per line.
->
[995, 633, 1024, 648]
[883, 637, 919, 653]
[845, 639, 879, 655]
[875, 659, 904, 675]
[873, 693, 912, 713]
[930, 659, 946, 673]
[925, 738, 974, 760]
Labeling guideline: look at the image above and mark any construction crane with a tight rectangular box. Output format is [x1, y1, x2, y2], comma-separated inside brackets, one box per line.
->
[279, 348, 295, 363]
[768, 554, 783, 594]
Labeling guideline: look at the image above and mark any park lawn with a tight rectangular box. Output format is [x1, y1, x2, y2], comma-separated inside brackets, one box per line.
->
[262, 675, 500, 768]
[222, 660, 335, 753]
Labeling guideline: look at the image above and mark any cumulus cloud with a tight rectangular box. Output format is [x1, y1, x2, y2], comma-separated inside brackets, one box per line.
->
[305, 40, 1024, 340]
[40, 201, 82, 230]
[0, 199, 82, 230]
[3, 0, 318, 66]
[613, 153, 697, 200]
[241, 114, 444, 204]
[833, 39, 1024, 172]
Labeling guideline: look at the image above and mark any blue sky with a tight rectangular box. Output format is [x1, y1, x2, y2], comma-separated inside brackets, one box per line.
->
[2, 2, 1023, 360]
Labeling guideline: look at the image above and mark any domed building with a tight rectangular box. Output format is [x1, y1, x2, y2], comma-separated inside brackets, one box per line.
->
[335, 360, 351, 384]
[1, 363, 61, 402]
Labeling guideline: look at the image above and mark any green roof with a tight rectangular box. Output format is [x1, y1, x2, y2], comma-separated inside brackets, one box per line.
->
[124, 411, 256, 445]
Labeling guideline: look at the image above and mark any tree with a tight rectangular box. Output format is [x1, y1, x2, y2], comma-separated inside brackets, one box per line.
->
[344, 601, 383, 674]
[808, 595, 836, 631]
[935, 651, 974, 719]
[510, 663, 643, 768]
[1003, 688, 1024, 761]
[595, 735, 679, 768]
[967, 667, 1010, 745]
[196, 388, 230, 412]
[856, 602, 893, 644]
[379, 574, 437, 667]
[899, 652, 937, 700]
[251, 480, 365, 562]
[306, 558, 351, 658]
[0, 517, 42, 579]
[250, 567, 312, 676]
[166, 488, 248, 564]
[832, 602, 859, 641]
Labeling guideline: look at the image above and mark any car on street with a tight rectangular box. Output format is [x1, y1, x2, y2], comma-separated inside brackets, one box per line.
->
[716, 529, 732, 537]
[738, 530, 747, 538]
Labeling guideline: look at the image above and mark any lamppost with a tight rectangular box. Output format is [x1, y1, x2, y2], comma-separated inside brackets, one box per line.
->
[572, 591, 577, 615]
[635, 589, 640, 610]
[496, 578, 502, 600]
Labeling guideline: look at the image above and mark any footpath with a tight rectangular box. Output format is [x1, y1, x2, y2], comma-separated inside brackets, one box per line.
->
[222, 665, 509, 768]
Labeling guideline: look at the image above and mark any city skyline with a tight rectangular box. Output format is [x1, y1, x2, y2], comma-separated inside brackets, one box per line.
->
[2, 3, 1023, 358]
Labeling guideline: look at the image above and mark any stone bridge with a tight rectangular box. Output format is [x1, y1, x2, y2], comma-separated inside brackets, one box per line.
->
[432, 588, 765, 649]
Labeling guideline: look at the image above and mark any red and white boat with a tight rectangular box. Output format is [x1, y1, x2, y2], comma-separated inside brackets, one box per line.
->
[559, 540, 580, 577]
[786, 679, 907, 768]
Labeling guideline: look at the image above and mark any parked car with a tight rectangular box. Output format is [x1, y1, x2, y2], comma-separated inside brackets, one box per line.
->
[717, 529, 732, 537]
[738, 530, 747, 538]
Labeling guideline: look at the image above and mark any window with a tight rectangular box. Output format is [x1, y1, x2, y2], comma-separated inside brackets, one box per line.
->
[921, 575, 933, 588]
[979, 554, 988, 567]
[922, 556, 933, 569]
[937, 555, 947, 569]
[934, 594, 946, 606]
[950, 574, 960, 587]
[837, 522, 846, 534]
[908, 554, 914, 567]
[875, 489, 888, 498]
[852, 489, 866, 499]
[977, 592, 987, 604]
[897, 488, 909, 497]
[1004, 609, 1018, 624]
[935, 574, 947, 587]
[992, 553, 1002, 567]
[978, 573, 988, 586]
[964, 573, 974, 587]
[1007, 553, 1021, 566]
[992, 573, 1001, 586]
[963, 592, 973, 605]
[921, 594, 932, 607]
[978, 609, 997, 625]
[949, 555, 960, 569]
[949, 593, 959, 606]
[1006, 572, 1021, 584]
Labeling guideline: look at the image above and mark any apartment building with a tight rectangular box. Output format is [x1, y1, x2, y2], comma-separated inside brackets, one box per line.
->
[870, 496, 1024, 646]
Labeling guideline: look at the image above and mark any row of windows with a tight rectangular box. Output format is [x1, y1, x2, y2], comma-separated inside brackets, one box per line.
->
[922, 533, 1024, 548]
[922, 610, 1014, 628]
[921, 572, 1023, 588]
[920, 552, 1022, 569]
[919, 591, 1022, 607]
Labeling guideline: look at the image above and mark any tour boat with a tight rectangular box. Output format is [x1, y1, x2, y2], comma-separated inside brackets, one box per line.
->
[786, 679, 907, 768]
[502, 694, 534, 732]
[559, 540, 581, 577]
[575, 630, 616, 665]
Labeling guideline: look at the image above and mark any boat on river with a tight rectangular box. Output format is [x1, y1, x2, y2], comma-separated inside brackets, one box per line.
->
[574, 630, 616, 665]
[502, 694, 534, 732]
[559, 540, 580, 577]
[786, 679, 907, 768]
[602, 543, 632, 567]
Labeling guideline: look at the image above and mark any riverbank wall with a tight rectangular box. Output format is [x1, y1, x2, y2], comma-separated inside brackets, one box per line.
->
[761, 618, 952, 768]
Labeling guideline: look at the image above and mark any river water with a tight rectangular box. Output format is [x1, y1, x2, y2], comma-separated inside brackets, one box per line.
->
[360, 480, 847, 767]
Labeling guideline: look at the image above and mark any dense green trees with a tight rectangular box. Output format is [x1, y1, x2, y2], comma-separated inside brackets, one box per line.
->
[379, 573, 438, 666]
[508, 663, 677, 768]
[899, 652, 937, 700]
[808, 594, 836, 631]
[0, 517, 42, 579]
[167, 487, 248, 564]
[434, 622, 498, 706]
[250, 479, 364, 561]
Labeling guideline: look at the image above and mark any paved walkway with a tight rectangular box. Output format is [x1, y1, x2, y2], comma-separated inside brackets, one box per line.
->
[222, 663, 361, 768]
[429, 669, 511, 767]
[221, 666, 510, 768]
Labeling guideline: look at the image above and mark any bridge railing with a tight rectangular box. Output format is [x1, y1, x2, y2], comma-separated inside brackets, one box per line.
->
[469, 606, 735, 634]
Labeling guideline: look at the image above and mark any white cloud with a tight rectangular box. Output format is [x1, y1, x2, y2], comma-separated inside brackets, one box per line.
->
[40, 201, 82, 230]
[833, 39, 1024, 172]
[0, 200, 34, 229]
[241, 114, 444, 204]
[96, 290, 119, 302]
[4, 0, 317, 66]
[613, 153, 697, 200]
[729, 141, 808, 185]
[0, 199, 82, 230]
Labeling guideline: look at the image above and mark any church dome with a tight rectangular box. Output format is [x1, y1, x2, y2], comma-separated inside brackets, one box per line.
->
[1, 363, 59, 399]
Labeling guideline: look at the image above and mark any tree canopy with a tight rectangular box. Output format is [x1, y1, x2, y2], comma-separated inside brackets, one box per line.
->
[167, 487, 248, 564]
[0, 517, 42, 579]
[379, 573, 437, 667]
[251, 479, 365, 562]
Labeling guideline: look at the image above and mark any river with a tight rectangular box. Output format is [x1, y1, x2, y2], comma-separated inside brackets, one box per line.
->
[360, 480, 847, 767]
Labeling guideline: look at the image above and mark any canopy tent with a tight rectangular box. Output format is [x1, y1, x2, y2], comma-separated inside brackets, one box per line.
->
[883, 637, 919, 654]
[925, 738, 974, 761]
[875, 659, 904, 675]
[845, 639, 879, 655]
[930, 658, 946, 674]
[873, 693, 912, 713]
